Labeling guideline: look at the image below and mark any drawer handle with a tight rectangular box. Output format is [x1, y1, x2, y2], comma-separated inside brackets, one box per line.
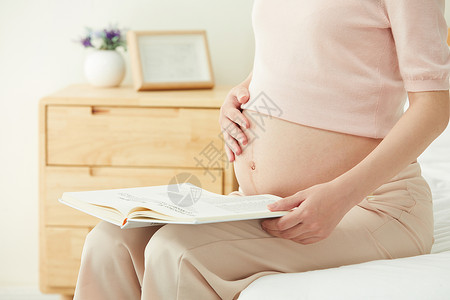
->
[91, 106, 110, 115]
[88, 167, 98, 176]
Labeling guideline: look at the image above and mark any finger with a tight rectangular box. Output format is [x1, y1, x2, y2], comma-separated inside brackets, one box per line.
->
[263, 228, 282, 238]
[261, 208, 301, 230]
[267, 193, 305, 211]
[278, 222, 314, 240]
[235, 86, 250, 104]
[262, 217, 311, 240]
[224, 89, 249, 116]
[221, 116, 248, 146]
[293, 236, 322, 245]
[222, 131, 242, 155]
[273, 207, 305, 231]
[227, 107, 250, 129]
[293, 230, 318, 242]
[225, 89, 243, 107]
[260, 218, 281, 231]
[224, 143, 235, 162]
[260, 221, 283, 238]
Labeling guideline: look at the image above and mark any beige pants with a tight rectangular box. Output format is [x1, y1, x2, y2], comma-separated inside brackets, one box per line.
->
[73, 161, 433, 300]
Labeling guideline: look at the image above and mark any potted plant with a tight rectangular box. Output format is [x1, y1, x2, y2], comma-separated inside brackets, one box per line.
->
[77, 24, 128, 87]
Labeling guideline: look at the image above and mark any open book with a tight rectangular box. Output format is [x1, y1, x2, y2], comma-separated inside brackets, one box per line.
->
[59, 183, 289, 229]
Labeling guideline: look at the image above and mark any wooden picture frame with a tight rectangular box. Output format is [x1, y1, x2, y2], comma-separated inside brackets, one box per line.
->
[447, 28, 450, 46]
[127, 30, 215, 91]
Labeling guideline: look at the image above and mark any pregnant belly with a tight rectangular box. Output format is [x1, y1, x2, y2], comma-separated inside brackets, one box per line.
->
[233, 109, 382, 197]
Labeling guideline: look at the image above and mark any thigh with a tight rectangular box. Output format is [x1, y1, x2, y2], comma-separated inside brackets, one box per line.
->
[145, 204, 393, 300]
[149, 203, 390, 275]
[75, 222, 165, 300]
[83, 221, 165, 282]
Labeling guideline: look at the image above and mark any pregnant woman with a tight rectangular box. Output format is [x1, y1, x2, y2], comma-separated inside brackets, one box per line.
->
[74, 1, 450, 299]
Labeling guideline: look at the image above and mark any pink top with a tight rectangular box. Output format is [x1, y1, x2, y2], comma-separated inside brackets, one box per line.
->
[241, 0, 450, 138]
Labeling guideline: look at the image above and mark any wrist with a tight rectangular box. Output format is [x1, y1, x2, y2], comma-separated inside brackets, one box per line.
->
[329, 172, 372, 208]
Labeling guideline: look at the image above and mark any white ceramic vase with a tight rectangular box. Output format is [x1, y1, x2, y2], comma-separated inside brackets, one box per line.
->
[84, 50, 125, 87]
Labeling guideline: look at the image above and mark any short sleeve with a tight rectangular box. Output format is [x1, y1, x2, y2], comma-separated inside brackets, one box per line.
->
[381, 0, 450, 92]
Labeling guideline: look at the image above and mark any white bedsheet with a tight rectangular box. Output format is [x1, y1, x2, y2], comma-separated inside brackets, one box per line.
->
[239, 126, 450, 300]
[239, 251, 450, 300]
[420, 126, 450, 254]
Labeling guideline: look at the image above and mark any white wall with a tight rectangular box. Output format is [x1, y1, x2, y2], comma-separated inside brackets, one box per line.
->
[0, 0, 449, 292]
[0, 0, 255, 289]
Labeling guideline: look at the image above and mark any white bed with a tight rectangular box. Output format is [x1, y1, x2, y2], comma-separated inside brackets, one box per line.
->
[239, 126, 450, 300]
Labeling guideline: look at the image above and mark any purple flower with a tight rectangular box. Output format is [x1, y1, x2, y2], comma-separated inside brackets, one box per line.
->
[104, 29, 121, 40]
[75, 24, 127, 51]
[81, 36, 93, 47]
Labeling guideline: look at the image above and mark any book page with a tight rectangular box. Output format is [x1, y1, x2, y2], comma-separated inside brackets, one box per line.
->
[63, 185, 191, 218]
[198, 193, 283, 215]
[118, 184, 283, 218]
[61, 184, 283, 219]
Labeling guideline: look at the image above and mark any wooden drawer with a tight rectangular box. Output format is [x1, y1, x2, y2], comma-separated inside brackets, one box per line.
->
[40, 226, 90, 292]
[43, 166, 224, 227]
[46, 105, 224, 168]
[39, 85, 237, 298]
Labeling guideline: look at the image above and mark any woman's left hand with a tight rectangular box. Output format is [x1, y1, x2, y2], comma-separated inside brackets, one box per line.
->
[261, 181, 359, 245]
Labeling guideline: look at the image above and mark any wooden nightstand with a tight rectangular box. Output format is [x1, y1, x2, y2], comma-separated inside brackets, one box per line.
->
[38, 84, 238, 299]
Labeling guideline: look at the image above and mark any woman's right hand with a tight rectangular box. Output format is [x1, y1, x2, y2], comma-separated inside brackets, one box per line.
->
[219, 85, 251, 162]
